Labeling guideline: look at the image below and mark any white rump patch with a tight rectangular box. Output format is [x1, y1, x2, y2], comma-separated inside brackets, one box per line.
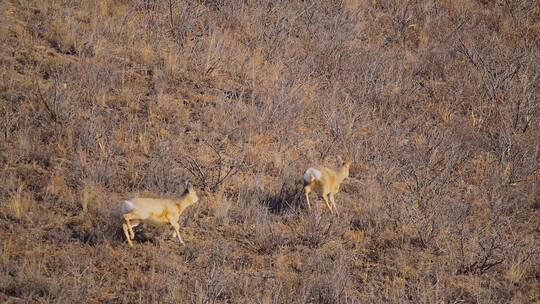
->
[304, 168, 322, 182]
[121, 200, 134, 214]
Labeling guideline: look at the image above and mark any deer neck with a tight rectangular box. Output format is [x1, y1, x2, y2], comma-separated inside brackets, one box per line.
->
[174, 196, 187, 209]
[176, 191, 197, 209]
[336, 166, 349, 182]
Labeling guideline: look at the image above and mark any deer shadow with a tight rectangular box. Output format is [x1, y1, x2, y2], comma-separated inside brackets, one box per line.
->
[260, 182, 306, 215]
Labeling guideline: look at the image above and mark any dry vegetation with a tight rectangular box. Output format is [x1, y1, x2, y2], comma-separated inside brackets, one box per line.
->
[1, 0, 539, 303]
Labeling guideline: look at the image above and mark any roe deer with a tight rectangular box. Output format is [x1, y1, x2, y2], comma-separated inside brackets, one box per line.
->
[121, 182, 199, 247]
[303, 158, 350, 215]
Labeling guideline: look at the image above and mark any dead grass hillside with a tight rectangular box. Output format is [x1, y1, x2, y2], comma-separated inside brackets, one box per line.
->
[1, 0, 539, 303]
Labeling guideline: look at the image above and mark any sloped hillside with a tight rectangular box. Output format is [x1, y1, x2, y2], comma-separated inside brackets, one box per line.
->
[1, 0, 539, 303]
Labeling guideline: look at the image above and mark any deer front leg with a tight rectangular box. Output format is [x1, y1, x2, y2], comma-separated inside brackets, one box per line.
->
[329, 193, 339, 216]
[322, 192, 333, 214]
[168, 219, 185, 245]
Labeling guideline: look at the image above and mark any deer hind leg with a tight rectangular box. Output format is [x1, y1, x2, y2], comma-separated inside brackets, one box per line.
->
[129, 220, 140, 239]
[329, 193, 339, 216]
[304, 185, 312, 210]
[123, 214, 137, 245]
[122, 219, 134, 247]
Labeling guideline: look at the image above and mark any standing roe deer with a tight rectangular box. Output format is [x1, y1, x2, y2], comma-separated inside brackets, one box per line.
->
[121, 182, 199, 247]
[303, 158, 350, 215]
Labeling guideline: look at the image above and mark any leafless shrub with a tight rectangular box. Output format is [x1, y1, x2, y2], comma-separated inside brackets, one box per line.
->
[179, 140, 244, 191]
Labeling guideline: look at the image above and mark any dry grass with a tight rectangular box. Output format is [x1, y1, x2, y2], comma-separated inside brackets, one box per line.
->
[1, 0, 539, 303]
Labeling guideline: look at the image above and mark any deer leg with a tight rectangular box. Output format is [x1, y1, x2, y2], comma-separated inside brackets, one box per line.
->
[129, 221, 140, 239]
[322, 192, 333, 214]
[124, 213, 135, 244]
[304, 185, 312, 210]
[122, 222, 133, 247]
[169, 219, 185, 245]
[329, 193, 339, 216]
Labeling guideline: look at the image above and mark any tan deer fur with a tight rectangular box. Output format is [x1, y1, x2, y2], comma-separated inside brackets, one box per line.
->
[121, 183, 199, 247]
[303, 159, 350, 215]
